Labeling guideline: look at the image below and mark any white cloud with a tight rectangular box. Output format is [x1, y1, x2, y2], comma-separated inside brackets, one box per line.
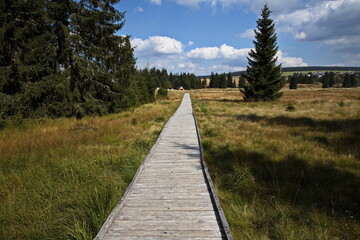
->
[135, 7, 144, 13]
[131, 36, 184, 56]
[276, 51, 308, 67]
[239, 29, 255, 38]
[187, 44, 250, 60]
[275, 0, 360, 64]
[149, 0, 161, 5]
[187, 46, 220, 60]
[131, 36, 307, 75]
[188, 41, 194, 46]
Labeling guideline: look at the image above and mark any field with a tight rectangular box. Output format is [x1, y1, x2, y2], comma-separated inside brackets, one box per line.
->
[191, 88, 360, 239]
[0, 92, 183, 239]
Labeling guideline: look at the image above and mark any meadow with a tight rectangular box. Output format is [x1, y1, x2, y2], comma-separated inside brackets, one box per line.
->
[192, 87, 360, 239]
[0, 92, 183, 239]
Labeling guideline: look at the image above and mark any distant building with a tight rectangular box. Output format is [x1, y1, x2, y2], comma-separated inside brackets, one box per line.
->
[179, 87, 184, 91]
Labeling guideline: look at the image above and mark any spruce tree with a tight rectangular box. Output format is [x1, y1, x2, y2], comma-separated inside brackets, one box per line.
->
[238, 76, 246, 88]
[322, 72, 330, 88]
[226, 72, 233, 87]
[242, 4, 284, 101]
[209, 72, 215, 88]
[220, 73, 227, 88]
[350, 74, 358, 87]
[289, 75, 297, 89]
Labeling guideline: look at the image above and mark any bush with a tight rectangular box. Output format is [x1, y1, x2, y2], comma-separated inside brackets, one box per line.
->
[286, 103, 296, 112]
[157, 87, 168, 99]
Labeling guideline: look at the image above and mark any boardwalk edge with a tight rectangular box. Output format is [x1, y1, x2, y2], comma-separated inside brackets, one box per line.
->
[192, 109, 233, 240]
[94, 97, 182, 240]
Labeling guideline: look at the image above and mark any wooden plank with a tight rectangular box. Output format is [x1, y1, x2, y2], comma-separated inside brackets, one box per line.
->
[104, 229, 222, 238]
[95, 93, 229, 240]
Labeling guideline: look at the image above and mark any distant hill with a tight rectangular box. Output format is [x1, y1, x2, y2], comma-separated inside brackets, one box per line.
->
[197, 66, 360, 78]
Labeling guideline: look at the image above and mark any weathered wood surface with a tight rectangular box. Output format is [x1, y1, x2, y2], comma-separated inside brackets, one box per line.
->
[95, 93, 227, 240]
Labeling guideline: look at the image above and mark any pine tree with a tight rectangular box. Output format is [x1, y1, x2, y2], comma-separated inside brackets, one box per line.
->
[226, 72, 233, 87]
[289, 75, 297, 89]
[220, 73, 227, 88]
[238, 76, 246, 88]
[201, 78, 207, 88]
[329, 72, 335, 87]
[209, 72, 215, 88]
[343, 74, 351, 88]
[214, 73, 220, 88]
[242, 4, 284, 101]
[350, 74, 358, 87]
[322, 72, 330, 88]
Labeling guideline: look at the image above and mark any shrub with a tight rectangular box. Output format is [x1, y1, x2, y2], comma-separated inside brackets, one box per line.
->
[286, 103, 296, 112]
[157, 88, 168, 99]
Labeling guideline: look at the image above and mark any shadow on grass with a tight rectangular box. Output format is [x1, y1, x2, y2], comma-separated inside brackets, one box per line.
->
[203, 142, 360, 221]
[212, 113, 360, 158]
[213, 113, 360, 133]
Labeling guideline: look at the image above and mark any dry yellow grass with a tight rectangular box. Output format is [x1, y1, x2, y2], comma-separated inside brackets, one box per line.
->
[0, 92, 183, 239]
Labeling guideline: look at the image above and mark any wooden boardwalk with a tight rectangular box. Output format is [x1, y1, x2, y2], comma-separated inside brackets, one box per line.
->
[95, 93, 231, 240]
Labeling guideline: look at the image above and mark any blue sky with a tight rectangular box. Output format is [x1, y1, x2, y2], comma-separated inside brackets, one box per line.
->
[115, 0, 360, 75]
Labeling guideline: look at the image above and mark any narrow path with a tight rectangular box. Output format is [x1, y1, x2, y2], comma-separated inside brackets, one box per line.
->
[95, 93, 231, 240]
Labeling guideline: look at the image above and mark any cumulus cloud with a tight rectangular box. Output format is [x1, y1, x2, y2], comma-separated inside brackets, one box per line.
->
[276, 0, 360, 64]
[276, 51, 308, 67]
[239, 29, 255, 38]
[131, 36, 307, 75]
[187, 44, 250, 60]
[131, 36, 184, 56]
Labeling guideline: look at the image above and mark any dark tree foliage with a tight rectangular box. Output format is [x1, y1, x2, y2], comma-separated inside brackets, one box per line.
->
[289, 75, 298, 89]
[209, 72, 220, 88]
[321, 72, 335, 88]
[226, 72, 233, 88]
[343, 73, 359, 88]
[242, 5, 285, 101]
[201, 78, 207, 88]
[208, 72, 236, 88]
[219, 73, 227, 88]
[0, 0, 175, 119]
[238, 76, 246, 88]
[288, 73, 316, 84]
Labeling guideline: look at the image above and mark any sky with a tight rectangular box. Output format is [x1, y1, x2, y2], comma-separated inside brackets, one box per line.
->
[115, 0, 360, 75]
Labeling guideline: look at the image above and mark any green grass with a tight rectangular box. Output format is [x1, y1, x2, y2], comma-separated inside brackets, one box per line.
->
[192, 88, 360, 239]
[0, 93, 183, 239]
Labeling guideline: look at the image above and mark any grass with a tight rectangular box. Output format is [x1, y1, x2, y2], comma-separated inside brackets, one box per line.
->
[0, 92, 183, 239]
[191, 88, 360, 239]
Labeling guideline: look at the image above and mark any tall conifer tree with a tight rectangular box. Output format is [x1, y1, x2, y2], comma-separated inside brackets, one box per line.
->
[226, 72, 233, 87]
[242, 4, 284, 101]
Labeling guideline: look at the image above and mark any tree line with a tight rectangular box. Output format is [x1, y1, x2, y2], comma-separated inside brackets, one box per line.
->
[288, 72, 359, 89]
[208, 72, 237, 88]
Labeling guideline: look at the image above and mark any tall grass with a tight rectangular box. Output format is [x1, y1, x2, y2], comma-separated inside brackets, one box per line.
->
[192, 88, 360, 239]
[0, 92, 183, 239]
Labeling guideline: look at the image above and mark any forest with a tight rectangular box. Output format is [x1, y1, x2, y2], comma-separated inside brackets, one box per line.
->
[0, 0, 201, 121]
